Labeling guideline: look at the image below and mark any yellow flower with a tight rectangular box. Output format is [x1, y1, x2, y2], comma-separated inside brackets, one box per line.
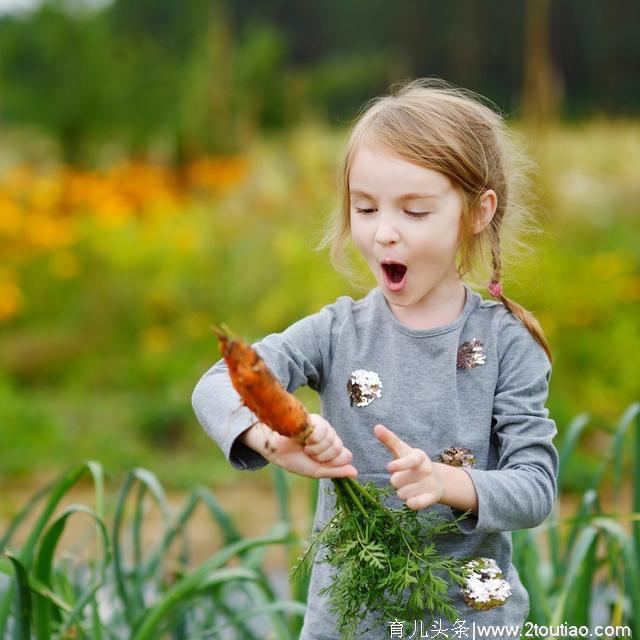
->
[0, 197, 22, 237]
[25, 213, 76, 249]
[0, 279, 23, 321]
[142, 325, 171, 353]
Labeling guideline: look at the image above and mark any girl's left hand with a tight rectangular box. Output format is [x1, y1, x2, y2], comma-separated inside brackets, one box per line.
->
[374, 423, 444, 511]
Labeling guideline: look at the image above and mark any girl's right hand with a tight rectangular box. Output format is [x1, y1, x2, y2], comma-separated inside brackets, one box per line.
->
[241, 414, 358, 479]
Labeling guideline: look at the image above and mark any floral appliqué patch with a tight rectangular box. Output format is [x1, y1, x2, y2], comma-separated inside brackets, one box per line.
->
[461, 557, 512, 610]
[457, 338, 486, 370]
[438, 446, 476, 468]
[346, 369, 382, 407]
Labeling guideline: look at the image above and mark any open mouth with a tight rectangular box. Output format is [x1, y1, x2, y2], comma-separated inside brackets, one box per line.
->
[381, 262, 408, 284]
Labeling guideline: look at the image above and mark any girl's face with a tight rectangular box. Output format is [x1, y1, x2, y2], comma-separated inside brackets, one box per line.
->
[349, 142, 465, 320]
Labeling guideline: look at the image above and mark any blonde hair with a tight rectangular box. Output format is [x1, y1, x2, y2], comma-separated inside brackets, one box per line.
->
[315, 77, 553, 363]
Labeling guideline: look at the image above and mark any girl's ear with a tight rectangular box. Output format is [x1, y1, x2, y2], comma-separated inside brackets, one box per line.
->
[473, 189, 498, 234]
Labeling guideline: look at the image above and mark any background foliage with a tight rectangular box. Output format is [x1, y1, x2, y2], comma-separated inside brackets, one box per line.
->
[0, 6, 639, 629]
[1, 119, 638, 495]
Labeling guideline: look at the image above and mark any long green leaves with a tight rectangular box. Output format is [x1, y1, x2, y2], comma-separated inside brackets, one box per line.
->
[6, 551, 31, 640]
[32, 505, 111, 640]
[131, 526, 292, 640]
[512, 401, 640, 636]
[633, 404, 640, 576]
[2, 402, 640, 637]
[0, 461, 104, 638]
[1, 464, 305, 638]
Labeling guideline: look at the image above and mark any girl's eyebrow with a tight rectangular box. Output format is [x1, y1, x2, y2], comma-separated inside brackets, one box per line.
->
[349, 189, 439, 200]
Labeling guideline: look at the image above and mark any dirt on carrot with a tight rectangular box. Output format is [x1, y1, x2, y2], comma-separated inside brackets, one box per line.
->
[213, 325, 314, 443]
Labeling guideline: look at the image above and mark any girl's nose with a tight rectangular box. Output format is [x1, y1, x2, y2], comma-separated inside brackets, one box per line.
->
[374, 218, 400, 245]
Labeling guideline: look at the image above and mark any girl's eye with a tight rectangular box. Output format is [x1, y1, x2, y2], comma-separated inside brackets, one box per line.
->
[355, 208, 430, 218]
[405, 211, 430, 218]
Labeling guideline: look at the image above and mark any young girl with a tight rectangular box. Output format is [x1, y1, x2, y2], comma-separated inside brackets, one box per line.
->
[192, 77, 559, 639]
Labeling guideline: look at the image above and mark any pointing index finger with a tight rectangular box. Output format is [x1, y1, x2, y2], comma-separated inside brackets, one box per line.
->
[373, 424, 412, 459]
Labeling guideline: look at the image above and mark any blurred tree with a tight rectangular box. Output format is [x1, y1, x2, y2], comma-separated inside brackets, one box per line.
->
[521, 0, 564, 126]
[176, 16, 291, 162]
[0, 0, 296, 163]
[551, 0, 640, 117]
[107, 0, 222, 157]
[1, 0, 639, 163]
[0, 0, 115, 163]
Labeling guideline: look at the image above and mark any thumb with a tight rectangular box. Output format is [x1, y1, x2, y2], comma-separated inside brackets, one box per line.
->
[373, 424, 412, 459]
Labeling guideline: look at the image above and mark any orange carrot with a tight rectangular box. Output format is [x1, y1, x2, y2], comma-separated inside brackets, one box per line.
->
[213, 325, 314, 443]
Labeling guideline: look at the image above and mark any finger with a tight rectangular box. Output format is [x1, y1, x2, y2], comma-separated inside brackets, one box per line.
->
[304, 432, 342, 457]
[373, 424, 412, 459]
[313, 445, 349, 465]
[406, 493, 436, 511]
[331, 447, 353, 465]
[306, 437, 343, 463]
[322, 447, 353, 467]
[305, 416, 328, 445]
[314, 464, 358, 479]
[389, 467, 428, 489]
[387, 449, 427, 473]
[397, 481, 430, 502]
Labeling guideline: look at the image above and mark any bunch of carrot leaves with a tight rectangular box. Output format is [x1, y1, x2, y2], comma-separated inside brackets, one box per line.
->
[290, 476, 472, 640]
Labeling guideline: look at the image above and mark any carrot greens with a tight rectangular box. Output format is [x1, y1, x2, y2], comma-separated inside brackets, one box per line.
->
[291, 477, 471, 639]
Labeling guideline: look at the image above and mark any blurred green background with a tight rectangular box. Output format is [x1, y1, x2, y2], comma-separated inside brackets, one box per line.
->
[0, 0, 639, 507]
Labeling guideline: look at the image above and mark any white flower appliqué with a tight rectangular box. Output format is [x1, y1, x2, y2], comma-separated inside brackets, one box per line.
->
[346, 369, 382, 407]
[461, 557, 512, 610]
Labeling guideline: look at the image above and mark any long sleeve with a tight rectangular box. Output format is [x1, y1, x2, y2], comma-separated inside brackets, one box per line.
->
[451, 312, 559, 534]
[191, 304, 338, 471]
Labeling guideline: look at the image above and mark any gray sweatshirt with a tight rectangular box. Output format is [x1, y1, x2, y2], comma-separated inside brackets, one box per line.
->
[191, 282, 559, 639]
